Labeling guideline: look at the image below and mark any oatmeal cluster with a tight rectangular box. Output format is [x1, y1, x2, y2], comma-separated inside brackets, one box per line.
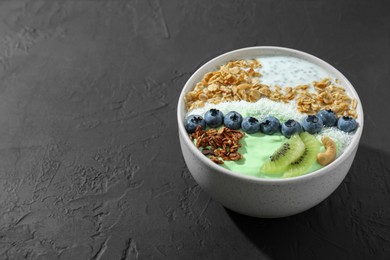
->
[296, 78, 358, 118]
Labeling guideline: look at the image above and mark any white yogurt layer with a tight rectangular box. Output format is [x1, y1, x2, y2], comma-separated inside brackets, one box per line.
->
[257, 55, 332, 87]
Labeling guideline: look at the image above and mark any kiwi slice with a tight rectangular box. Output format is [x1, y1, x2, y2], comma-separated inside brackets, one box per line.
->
[283, 132, 321, 178]
[260, 134, 305, 174]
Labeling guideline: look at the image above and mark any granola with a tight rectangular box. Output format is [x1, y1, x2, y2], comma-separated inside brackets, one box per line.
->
[185, 60, 358, 119]
[189, 125, 245, 164]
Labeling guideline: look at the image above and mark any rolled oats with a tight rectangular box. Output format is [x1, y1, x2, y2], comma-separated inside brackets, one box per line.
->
[184, 59, 262, 110]
[237, 83, 252, 90]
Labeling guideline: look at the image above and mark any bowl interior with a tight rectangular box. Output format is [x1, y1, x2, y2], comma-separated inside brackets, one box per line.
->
[177, 46, 364, 183]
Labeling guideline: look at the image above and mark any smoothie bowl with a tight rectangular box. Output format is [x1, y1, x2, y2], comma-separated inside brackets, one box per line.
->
[177, 46, 363, 218]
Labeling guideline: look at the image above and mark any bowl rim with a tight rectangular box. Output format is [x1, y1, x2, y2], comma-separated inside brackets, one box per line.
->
[177, 46, 364, 184]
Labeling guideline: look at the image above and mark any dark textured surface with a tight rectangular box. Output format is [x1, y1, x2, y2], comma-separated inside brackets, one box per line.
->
[0, 1, 389, 259]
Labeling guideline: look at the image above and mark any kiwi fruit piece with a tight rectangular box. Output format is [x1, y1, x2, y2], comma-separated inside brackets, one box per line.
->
[261, 134, 305, 174]
[283, 132, 321, 178]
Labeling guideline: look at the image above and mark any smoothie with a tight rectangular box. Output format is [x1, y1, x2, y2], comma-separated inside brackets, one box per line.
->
[183, 56, 358, 178]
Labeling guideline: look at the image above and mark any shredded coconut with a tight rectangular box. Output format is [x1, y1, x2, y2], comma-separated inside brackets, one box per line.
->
[315, 127, 354, 156]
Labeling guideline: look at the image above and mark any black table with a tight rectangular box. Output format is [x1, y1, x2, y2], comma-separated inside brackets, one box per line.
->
[0, 1, 389, 259]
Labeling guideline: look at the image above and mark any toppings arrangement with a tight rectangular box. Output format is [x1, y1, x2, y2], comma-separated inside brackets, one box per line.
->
[183, 57, 360, 178]
[184, 107, 358, 174]
[185, 109, 358, 137]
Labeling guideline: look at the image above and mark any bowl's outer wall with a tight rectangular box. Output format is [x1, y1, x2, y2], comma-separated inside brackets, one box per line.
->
[179, 133, 358, 218]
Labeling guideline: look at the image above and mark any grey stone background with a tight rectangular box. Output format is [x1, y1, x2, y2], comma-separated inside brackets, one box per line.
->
[0, 1, 389, 259]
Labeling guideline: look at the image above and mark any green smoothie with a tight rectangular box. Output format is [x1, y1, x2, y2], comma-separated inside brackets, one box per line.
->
[220, 132, 323, 178]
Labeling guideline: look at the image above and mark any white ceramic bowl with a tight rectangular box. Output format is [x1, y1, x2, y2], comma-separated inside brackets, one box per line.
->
[177, 46, 363, 218]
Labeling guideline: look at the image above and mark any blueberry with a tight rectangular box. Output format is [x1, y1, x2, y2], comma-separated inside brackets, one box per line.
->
[224, 111, 243, 130]
[241, 116, 261, 134]
[281, 119, 302, 138]
[302, 115, 323, 134]
[337, 116, 358, 132]
[184, 115, 206, 133]
[317, 109, 338, 127]
[260, 116, 280, 135]
[204, 109, 224, 128]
